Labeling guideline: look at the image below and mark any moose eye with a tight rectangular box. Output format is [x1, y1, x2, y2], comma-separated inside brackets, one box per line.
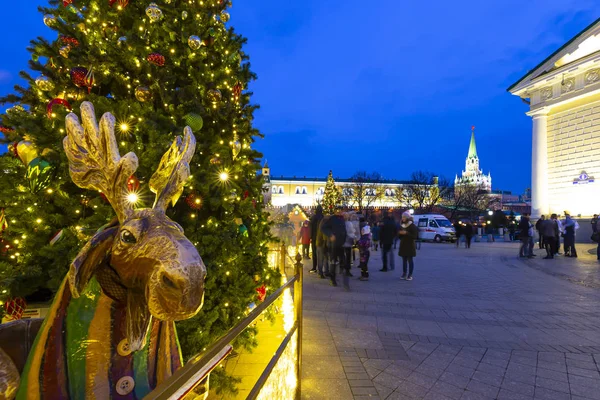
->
[120, 229, 137, 244]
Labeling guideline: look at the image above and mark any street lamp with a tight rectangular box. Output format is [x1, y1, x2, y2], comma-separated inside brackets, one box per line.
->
[488, 210, 493, 216]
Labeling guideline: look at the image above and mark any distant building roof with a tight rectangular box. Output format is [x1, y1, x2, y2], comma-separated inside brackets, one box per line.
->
[270, 176, 411, 185]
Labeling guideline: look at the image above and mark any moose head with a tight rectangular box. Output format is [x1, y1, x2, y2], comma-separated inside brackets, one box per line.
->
[64, 102, 206, 351]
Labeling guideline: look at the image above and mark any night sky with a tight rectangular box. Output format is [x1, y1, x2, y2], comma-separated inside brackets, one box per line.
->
[2, 1, 600, 193]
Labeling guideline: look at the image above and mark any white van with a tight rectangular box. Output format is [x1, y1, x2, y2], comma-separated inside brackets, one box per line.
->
[413, 214, 456, 243]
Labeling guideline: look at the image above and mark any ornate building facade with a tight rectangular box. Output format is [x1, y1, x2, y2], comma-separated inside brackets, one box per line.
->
[509, 17, 600, 218]
[261, 163, 409, 208]
[455, 127, 492, 192]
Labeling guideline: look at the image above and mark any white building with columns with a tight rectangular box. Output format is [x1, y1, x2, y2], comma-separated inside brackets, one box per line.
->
[509, 17, 600, 218]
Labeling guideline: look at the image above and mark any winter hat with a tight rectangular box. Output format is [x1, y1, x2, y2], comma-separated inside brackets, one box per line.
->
[361, 225, 371, 236]
[402, 211, 413, 220]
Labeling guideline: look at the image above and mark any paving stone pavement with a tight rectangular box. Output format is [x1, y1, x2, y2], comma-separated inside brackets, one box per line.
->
[300, 241, 600, 400]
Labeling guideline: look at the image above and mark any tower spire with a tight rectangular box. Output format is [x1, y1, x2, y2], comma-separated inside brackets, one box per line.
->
[468, 125, 478, 159]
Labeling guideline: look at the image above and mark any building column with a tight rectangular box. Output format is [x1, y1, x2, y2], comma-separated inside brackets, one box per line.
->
[530, 112, 549, 218]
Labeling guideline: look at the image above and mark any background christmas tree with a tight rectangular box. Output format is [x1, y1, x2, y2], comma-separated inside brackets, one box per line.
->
[0, 0, 279, 392]
[321, 170, 340, 215]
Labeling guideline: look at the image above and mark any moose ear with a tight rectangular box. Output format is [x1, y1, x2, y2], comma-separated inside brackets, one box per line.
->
[68, 224, 119, 298]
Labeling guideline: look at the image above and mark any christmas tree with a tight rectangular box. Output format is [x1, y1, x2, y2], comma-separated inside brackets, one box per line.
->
[321, 170, 340, 215]
[0, 0, 278, 392]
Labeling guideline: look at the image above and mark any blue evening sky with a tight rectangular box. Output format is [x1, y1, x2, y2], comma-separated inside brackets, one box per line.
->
[2, 1, 600, 193]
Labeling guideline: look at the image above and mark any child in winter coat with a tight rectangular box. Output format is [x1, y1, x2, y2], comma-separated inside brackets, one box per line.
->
[358, 225, 372, 281]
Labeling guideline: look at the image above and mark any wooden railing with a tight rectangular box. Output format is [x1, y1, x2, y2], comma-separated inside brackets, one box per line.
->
[144, 244, 303, 400]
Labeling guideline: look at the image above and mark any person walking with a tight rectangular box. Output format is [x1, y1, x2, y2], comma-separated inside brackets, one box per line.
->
[453, 220, 462, 248]
[358, 225, 372, 281]
[518, 214, 531, 258]
[320, 208, 348, 289]
[535, 215, 545, 249]
[379, 212, 397, 272]
[316, 216, 330, 279]
[550, 214, 560, 256]
[398, 211, 419, 281]
[562, 212, 579, 257]
[371, 222, 380, 251]
[463, 222, 474, 249]
[343, 213, 358, 277]
[309, 205, 324, 273]
[592, 214, 598, 233]
[541, 217, 556, 259]
[297, 220, 311, 259]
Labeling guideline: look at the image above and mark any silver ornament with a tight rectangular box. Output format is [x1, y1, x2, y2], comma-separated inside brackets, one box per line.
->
[188, 35, 202, 51]
[145, 3, 163, 22]
[43, 14, 57, 27]
[220, 12, 230, 23]
[35, 76, 55, 92]
[233, 140, 241, 158]
[181, 11, 188, 20]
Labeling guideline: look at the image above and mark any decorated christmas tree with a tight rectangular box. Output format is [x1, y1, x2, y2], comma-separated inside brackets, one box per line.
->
[0, 0, 278, 392]
[321, 170, 340, 215]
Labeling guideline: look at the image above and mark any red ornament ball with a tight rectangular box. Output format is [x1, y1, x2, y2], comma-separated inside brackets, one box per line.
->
[147, 53, 165, 66]
[127, 175, 140, 192]
[4, 297, 27, 321]
[0, 126, 15, 134]
[109, 0, 129, 7]
[186, 193, 203, 210]
[70, 67, 88, 87]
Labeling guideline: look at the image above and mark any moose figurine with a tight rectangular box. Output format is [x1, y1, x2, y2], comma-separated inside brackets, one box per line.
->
[0, 102, 207, 399]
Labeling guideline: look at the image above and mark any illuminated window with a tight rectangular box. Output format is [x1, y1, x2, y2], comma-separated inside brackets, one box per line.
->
[295, 186, 301, 194]
[302, 186, 307, 194]
[272, 186, 277, 193]
[316, 187, 325, 196]
[278, 186, 284, 194]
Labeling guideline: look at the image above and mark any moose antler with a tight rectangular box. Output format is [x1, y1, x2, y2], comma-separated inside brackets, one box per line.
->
[150, 126, 196, 211]
[64, 102, 139, 222]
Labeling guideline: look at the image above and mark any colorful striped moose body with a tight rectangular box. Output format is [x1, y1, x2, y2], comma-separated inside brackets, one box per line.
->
[1, 102, 206, 399]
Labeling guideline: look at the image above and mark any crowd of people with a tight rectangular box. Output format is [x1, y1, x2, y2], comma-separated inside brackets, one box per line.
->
[519, 212, 581, 259]
[295, 208, 599, 292]
[297, 206, 419, 291]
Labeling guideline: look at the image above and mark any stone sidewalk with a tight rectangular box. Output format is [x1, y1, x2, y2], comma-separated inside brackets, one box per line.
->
[300, 242, 600, 400]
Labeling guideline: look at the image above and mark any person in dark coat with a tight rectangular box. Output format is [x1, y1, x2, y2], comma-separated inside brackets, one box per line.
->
[379, 212, 397, 272]
[518, 214, 531, 257]
[535, 215, 545, 249]
[463, 222, 474, 249]
[316, 216, 330, 278]
[453, 221, 462, 247]
[320, 208, 348, 288]
[309, 205, 324, 273]
[398, 211, 419, 280]
[541, 217, 556, 259]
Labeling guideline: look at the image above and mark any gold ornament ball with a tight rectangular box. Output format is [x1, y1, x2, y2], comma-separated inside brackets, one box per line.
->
[188, 35, 202, 51]
[145, 3, 163, 22]
[35, 76, 55, 91]
[134, 86, 152, 102]
[220, 12, 230, 23]
[182, 11, 188, 20]
[207, 88, 222, 103]
[43, 14, 57, 26]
